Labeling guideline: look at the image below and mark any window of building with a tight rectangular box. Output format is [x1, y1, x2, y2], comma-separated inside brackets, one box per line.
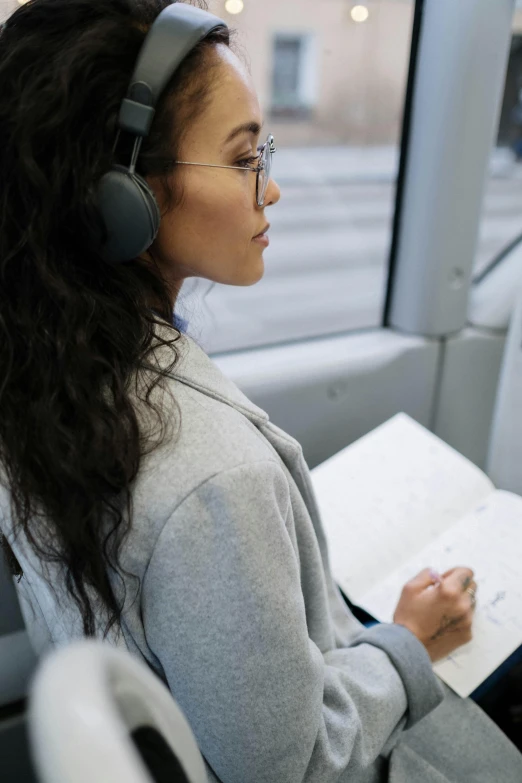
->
[271, 34, 314, 119]
[191, 0, 419, 353]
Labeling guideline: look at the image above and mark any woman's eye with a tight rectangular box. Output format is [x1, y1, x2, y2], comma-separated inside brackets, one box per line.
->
[236, 156, 259, 168]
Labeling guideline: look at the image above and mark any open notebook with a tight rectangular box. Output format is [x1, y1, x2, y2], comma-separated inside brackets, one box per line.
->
[311, 412, 522, 698]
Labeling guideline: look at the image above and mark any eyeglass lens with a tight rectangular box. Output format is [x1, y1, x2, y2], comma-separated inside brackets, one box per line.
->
[257, 136, 273, 207]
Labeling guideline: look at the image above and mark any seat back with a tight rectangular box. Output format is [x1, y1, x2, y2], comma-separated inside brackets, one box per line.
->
[0, 549, 39, 783]
[0, 550, 38, 705]
[487, 289, 522, 492]
[28, 640, 208, 783]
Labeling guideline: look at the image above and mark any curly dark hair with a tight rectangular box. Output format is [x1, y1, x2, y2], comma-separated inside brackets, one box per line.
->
[0, 0, 230, 636]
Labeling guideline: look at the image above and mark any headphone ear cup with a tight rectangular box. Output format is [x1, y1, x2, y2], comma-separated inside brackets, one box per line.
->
[96, 165, 161, 263]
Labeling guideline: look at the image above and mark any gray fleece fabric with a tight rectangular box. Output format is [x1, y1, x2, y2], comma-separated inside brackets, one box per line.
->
[2, 325, 522, 782]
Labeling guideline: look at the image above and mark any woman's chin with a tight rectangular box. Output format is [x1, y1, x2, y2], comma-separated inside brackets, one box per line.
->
[237, 254, 265, 286]
[247, 258, 265, 285]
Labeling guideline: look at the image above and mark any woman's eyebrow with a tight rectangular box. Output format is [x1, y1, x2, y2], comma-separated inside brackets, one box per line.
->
[224, 121, 263, 145]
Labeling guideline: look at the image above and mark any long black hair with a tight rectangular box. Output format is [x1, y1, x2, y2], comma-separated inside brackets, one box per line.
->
[0, 0, 230, 636]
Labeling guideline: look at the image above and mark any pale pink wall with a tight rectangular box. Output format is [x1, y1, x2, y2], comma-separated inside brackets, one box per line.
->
[2, 1, 520, 146]
[208, 0, 414, 146]
[0, 0, 18, 21]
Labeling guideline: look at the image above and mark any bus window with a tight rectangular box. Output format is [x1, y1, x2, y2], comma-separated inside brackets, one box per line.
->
[474, 13, 522, 281]
[184, 0, 417, 353]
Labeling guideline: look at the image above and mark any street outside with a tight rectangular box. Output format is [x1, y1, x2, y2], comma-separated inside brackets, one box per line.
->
[177, 146, 522, 354]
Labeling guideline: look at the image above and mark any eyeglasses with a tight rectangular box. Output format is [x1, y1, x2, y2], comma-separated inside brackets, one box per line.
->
[175, 134, 276, 207]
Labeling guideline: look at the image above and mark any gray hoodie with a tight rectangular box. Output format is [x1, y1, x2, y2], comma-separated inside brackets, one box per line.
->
[2, 326, 522, 782]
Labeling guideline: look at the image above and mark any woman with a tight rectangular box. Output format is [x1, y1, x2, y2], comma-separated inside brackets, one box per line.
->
[0, 1, 520, 781]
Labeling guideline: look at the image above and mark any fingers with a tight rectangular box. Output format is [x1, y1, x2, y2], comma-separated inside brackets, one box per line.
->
[405, 566, 478, 613]
[441, 566, 474, 596]
[466, 579, 478, 610]
[441, 566, 475, 581]
[405, 567, 441, 592]
[440, 572, 478, 622]
[436, 567, 478, 608]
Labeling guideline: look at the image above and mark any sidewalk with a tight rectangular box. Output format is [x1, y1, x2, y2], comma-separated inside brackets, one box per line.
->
[275, 145, 521, 185]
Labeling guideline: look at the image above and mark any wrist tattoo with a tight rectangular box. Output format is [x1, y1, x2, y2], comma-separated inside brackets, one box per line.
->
[430, 614, 465, 641]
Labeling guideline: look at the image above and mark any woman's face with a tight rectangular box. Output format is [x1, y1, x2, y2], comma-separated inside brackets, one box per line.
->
[143, 44, 281, 296]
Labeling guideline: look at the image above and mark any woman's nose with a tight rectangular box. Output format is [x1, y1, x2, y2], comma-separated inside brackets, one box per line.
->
[264, 177, 281, 207]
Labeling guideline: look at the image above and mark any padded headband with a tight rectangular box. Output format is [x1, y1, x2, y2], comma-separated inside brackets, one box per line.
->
[95, 3, 228, 263]
[118, 3, 228, 138]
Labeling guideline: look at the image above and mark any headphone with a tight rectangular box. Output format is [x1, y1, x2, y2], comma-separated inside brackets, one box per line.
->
[96, 3, 228, 264]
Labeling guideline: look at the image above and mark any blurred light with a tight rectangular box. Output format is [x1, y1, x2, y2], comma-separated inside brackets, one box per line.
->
[351, 5, 370, 23]
[225, 0, 244, 14]
[18, 0, 30, 4]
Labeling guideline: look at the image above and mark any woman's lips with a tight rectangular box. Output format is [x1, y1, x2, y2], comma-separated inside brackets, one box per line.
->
[252, 224, 270, 245]
[252, 233, 269, 247]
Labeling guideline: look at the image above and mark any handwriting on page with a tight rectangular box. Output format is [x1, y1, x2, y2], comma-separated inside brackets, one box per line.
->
[359, 490, 522, 697]
[311, 414, 493, 601]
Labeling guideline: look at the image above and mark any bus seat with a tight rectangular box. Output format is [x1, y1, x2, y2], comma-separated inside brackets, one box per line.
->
[0, 548, 38, 704]
[0, 551, 39, 783]
[28, 640, 208, 783]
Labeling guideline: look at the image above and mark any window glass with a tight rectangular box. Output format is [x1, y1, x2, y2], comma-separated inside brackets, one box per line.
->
[0, 1, 16, 21]
[186, 0, 417, 353]
[0, 1, 15, 16]
[272, 36, 303, 110]
[0, 0, 416, 354]
[474, 9, 522, 281]
[271, 34, 315, 120]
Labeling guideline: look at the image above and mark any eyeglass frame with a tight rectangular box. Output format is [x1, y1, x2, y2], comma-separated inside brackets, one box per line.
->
[174, 133, 276, 207]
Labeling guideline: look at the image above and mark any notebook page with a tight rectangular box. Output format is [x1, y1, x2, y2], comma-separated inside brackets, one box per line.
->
[358, 490, 522, 697]
[311, 413, 494, 602]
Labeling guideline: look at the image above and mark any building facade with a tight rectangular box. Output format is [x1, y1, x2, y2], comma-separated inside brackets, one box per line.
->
[208, 0, 522, 147]
[2, 1, 522, 146]
[208, 0, 415, 146]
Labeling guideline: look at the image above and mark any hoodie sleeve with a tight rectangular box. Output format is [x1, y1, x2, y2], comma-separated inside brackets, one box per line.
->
[141, 459, 444, 783]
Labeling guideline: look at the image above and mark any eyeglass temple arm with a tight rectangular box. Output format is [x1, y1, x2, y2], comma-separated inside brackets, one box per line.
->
[175, 161, 260, 171]
[175, 136, 275, 171]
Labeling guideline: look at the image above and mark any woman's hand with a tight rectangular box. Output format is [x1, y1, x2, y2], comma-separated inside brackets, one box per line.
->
[393, 566, 477, 662]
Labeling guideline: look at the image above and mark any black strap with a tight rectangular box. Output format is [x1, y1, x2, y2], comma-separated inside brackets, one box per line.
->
[131, 725, 225, 783]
